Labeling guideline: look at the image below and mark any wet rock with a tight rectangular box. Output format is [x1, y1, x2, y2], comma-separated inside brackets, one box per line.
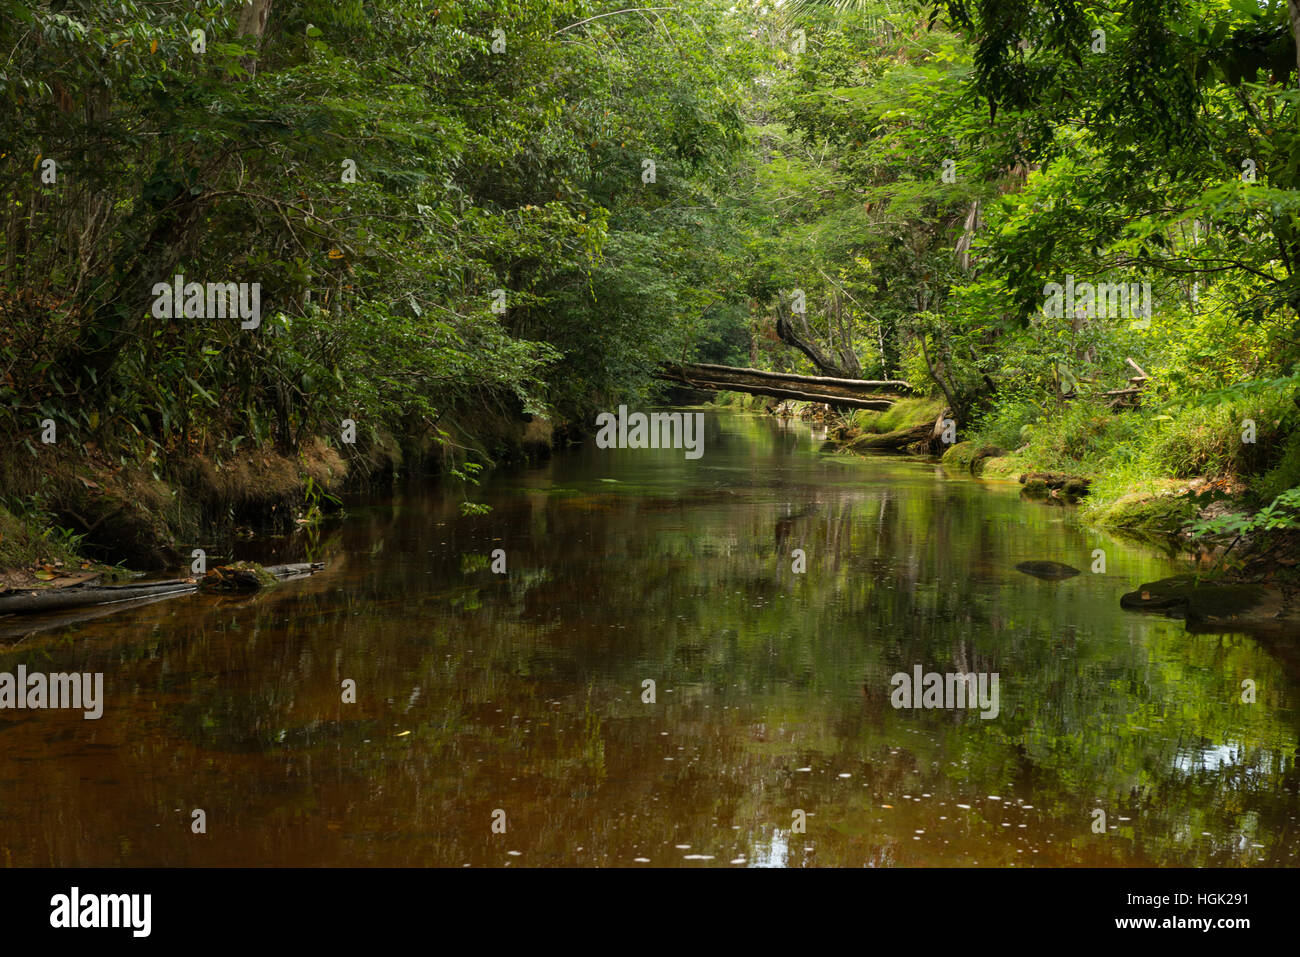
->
[1120, 576, 1296, 635]
[1061, 478, 1090, 502]
[1020, 479, 1051, 500]
[1016, 560, 1082, 580]
[1019, 471, 1091, 493]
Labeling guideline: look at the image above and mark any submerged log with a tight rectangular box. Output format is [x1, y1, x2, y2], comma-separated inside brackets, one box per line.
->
[202, 561, 324, 592]
[0, 580, 198, 615]
[0, 562, 325, 616]
[0, 590, 189, 643]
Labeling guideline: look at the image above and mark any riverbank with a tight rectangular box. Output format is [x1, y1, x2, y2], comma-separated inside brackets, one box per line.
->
[798, 393, 1300, 633]
[0, 406, 563, 591]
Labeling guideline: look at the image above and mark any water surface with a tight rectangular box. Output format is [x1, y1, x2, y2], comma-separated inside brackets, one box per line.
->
[1, 410, 1296, 867]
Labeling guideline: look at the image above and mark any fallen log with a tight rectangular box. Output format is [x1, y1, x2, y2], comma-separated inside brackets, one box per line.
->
[848, 421, 934, 451]
[0, 562, 325, 616]
[0, 579, 198, 616]
[656, 361, 910, 408]
[673, 362, 912, 394]
[202, 561, 324, 592]
[661, 375, 898, 410]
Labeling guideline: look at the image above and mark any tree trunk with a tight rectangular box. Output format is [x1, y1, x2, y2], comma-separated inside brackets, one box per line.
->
[774, 297, 858, 378]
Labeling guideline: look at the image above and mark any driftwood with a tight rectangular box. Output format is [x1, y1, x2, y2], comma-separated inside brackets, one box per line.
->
[0, 562, 324, 617]
[657, 361, 910, 409]
[1103, 357, 1151, 408]
[201, 561, 323, 592]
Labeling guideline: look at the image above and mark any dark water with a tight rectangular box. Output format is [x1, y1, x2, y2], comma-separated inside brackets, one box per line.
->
[1, 410, 1297, 867]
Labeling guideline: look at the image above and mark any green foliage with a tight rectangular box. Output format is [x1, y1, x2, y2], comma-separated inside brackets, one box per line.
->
[1189, 487, 1300, 539]
[0, 0, 758, 479]
[4, 0, 1300, 553]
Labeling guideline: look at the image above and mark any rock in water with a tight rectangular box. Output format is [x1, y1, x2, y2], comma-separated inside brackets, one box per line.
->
[1016, 560, 1082, 581]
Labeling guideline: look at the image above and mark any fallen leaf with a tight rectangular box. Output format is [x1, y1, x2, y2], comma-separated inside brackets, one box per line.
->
[34, 570, 56, 580]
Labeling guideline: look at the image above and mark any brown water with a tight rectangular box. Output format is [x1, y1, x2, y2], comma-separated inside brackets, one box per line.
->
[1, 409, 1297, 867]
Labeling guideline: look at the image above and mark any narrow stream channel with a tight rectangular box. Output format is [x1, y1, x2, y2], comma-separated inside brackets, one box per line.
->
[1, 409, 1296, 866]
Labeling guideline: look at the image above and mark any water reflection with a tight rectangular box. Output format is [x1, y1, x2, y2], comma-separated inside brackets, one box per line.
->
[0, 410, 1296, 867]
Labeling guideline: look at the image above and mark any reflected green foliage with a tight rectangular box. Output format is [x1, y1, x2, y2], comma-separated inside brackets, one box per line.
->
[0, 412, 1295, 866]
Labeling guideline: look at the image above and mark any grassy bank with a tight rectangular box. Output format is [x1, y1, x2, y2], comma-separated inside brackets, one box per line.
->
[934, 388, 1300, 579]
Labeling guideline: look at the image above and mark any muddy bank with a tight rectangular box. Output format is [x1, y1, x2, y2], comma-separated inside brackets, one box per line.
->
[0, 406, 563, 584]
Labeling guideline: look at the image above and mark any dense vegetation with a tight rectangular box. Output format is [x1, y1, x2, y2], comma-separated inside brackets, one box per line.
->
[741, 0, 1300, 557]
[2, 0, 1299, 571]
[0, 0, 758, 566]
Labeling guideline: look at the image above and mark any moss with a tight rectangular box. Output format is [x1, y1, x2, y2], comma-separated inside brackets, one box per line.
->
[858, 396, 945, 435]
[979, 454, 1024, 480]
[1095, 491, 1198, 533]
[970, 446, 1007, 476]
[941, 441, 978, 473]
[941, 440, 1015, 477]
[1061, 478, 1090, 502]
[202, 560, 279, 592]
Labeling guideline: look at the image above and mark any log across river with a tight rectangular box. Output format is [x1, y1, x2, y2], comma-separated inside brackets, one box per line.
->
[656, 361, 912, 409]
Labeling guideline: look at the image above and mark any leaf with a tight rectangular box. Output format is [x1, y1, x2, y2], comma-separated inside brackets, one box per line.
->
[34, 570, 56, 580]
[150, 38, 158, 53]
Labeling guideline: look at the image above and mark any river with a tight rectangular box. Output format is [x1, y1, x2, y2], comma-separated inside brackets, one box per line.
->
[1, 409, 1296, 866]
